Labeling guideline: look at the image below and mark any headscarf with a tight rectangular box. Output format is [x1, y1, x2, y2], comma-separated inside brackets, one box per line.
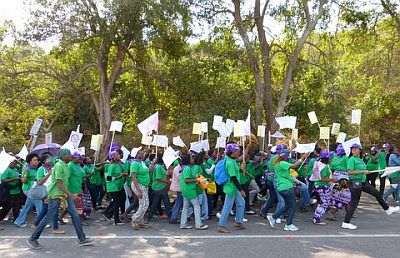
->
[226, 143, 240, 155]
[58, 149, 71, 159]
[336, 144, 346, 156]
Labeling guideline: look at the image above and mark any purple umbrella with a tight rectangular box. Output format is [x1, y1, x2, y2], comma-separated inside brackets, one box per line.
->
[31, 143, 61, 156]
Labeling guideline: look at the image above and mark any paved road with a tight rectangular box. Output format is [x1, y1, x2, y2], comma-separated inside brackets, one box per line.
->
[1, 195, 400, 258]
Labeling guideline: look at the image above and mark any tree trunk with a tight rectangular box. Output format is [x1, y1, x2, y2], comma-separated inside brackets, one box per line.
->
[232, 0, 265, 126]
[276, 0, 327, 116]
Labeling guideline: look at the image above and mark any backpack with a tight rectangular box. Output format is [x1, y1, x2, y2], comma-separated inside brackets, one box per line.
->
[215, 158, 229, 185]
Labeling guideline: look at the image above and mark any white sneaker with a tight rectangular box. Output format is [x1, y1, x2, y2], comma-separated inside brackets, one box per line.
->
[386, 206, 400, 215]
[266, 215, 275, 228]
[310, 199, 318, 205]
[243, 218, 248, 223]
[216, 212, 221, 219]
[341, 222, 357, 230]
[284, 224, 299, 231]
[276, 218, 282, 224]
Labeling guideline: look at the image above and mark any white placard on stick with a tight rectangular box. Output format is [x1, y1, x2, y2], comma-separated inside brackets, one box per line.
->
[0, 150, 16, 174]
[201, 122, 208, 133]
[319, 127, 330, 140]
[69, 131, 83, 149]
[121, 146, 130, 162]
[336, 132, 347, 144]
[192, 123, 202, 135]
[275, 116, 297, 129]
[257, 125, 266, 138]
[293, 143, 316, 154]
[45, 132, 52, 144]
[141, 135, 153, 146]
[351, 109, 362, 125]
[110, 121, 123, 132]
[212, 115, 223, 130]
[292, 128, 299, 140]
[331, 123, 341, 135]
[307, 111, 319, 125]
[152, 135, 168, 148]
[234, 120, 246, 137]
[225, 119, 235, 136]
[215, 137, 226, 149]
[90, 134, 103, 151]
[29, 118, 43, 136]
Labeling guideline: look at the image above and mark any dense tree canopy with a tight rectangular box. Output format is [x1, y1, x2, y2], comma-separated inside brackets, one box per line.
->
[0, 0, 399, 155]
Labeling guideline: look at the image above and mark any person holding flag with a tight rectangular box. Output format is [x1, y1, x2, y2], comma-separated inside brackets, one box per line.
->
[342, 144, 400, 230]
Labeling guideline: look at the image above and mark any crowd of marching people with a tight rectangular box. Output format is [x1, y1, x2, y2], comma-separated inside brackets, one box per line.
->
[1, 136, 400, 249]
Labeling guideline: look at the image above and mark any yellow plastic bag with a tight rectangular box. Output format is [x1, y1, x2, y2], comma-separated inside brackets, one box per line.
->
[206, 181, 217, 195]
[197, 176, 209, 190]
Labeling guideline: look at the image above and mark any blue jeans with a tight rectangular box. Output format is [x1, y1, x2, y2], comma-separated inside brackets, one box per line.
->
[31, 197, 86, 241]
[34, 202, 59, 229]
[14, 197, 43, 226]
[170, 192, 183, 223]
[218, 191, 245, 227]
[273, 188, 296, 225]
[383, 184, 400, 202]
[298, 182, 310, 209]
[200, 191, 209, 220]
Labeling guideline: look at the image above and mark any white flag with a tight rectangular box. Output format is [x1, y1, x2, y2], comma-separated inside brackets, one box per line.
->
[130, 147, 142, 159]
[137, 112, 159, 135]
[309, 161, 327, 181]
[121, 146, 130, 162]
[342, 137, 361, 156]
[225, 119, 235, 136]
[275, 116, 297, 129]
[16, 145, 29, 160]
[244, 109, 251, 136]
[172, 136, 186, 148]
[29, 118, 43, 136]
[162, 147, 179, 169]
[0, 149, 16, 174]
[382, 167, 400, 178]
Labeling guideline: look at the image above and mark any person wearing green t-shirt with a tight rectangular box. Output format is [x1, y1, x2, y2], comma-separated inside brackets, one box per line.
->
[0, 161, 22, 222]
[218, 143, 246, 234]
[342, 144, 399, 230]
[84, 157, 105, 210]
[366, 147, 379, 188]
[240, 156, 257, 215]
[29, 149, 92, 249]
[191, 151, 209, 221]
[103, 150, 128, 225]
[312, 150, 336, 225]
[32, 154, 64, 234]
[267, 149, 306, 232]
[130, 150, 151, 229]
[179, 153, 208, 230]
[378, 144, 390, 194]
[148, 153, 171, 220]
[14, 153, 43, 227]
